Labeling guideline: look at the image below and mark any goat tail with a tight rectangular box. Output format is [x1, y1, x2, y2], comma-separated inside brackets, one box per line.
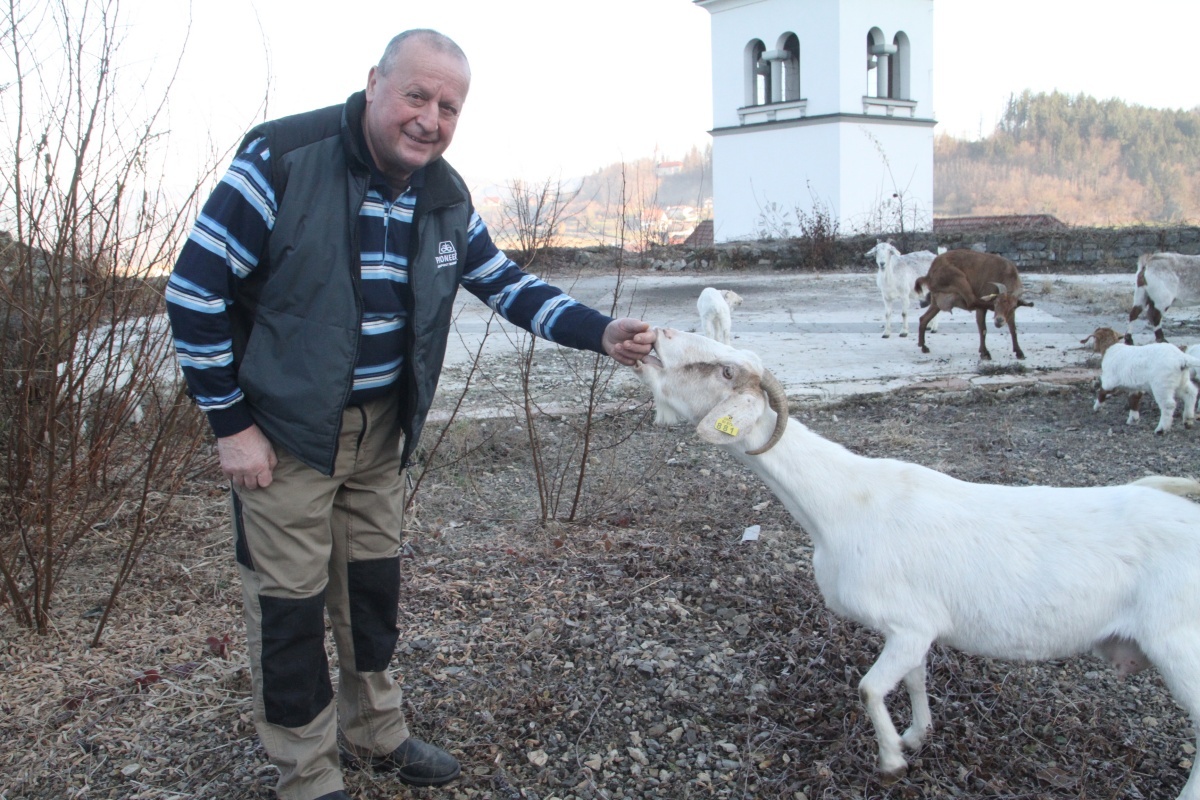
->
[1130, 475, 1200, 498]
[1181, 352, 1200, 373]
[914, 276, 929, 298]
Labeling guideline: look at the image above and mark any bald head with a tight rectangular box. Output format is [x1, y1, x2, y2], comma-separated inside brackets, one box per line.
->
[377, 29, 470, 80]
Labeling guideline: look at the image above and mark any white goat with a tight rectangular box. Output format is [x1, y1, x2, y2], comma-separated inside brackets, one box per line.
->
[58, 313, 180, 426]
[634, 328, 1200, 800]
[863, 240, 938, 338]
[1082, 325, 1200, 434]
[1126, 252, 1200, 344]
[697, 287, 743, 345]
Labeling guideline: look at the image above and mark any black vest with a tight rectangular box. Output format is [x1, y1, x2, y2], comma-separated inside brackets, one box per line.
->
[233, 92, 471, 474]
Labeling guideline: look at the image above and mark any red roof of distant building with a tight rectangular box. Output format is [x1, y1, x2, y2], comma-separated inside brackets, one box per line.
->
[683, 220, 714, 247]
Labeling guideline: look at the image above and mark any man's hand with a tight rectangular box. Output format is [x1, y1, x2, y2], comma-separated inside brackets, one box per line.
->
[602, 318, 657, 366]
[218, 425, 279, 490]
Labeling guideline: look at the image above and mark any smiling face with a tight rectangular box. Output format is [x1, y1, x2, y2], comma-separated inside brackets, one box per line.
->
[362, 36, 470, 188]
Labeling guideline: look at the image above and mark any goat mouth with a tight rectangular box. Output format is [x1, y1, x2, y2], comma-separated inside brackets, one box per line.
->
[640, 352, 664, 369]
[637, 343, 664, 370]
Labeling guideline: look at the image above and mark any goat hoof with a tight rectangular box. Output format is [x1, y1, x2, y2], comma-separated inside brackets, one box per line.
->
[980, 353, 992, 361]
[920, 345, 930, 354]
[1124, 334, 1134, 345]
[881, 333, 890, 339]
[898, 332, 908, 338]
[879, 762, 908, 782]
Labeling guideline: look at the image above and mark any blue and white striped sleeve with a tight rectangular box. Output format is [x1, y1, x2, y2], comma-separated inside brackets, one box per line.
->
[166, 137, 275, 438]
[460, 211, 612, 353]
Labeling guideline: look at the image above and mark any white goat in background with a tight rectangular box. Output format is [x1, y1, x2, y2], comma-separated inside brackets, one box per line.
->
[697, 287, 743, 345]
[1126, 251, 1200, 344]
[864, 240, 938, 338]
[634, 328, 1200, 800]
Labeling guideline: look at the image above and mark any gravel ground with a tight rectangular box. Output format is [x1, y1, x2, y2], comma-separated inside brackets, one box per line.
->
[3, 266, 1200, 800]
[4, 379, 1200, 800]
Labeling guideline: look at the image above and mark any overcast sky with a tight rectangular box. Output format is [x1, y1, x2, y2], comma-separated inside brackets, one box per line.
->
[116, 0, 1200, 190]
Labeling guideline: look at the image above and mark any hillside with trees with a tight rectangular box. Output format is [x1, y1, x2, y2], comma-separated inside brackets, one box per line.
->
[935, 91, 1200, 226]
[482, 91, 1200, 245]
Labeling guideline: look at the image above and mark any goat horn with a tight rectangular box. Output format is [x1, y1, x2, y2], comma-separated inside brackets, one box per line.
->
[745, 368, 789, 455]
[992, 282, 1008, 294]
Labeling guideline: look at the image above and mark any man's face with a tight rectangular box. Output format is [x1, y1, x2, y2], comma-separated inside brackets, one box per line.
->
[363, 40, 470, 187]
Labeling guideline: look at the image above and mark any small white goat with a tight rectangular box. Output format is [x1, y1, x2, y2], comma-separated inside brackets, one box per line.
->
[697, 287, 743, 345]
[1081, 325, 1200, 434]
[1126, 252, 1200, 344]
[634, 328, 1200, 800]
[863, 240, 938, 338]
[58, 313, 180, 427]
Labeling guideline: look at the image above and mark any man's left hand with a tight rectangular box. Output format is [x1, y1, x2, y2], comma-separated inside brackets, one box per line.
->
[602, 318, 657, 366]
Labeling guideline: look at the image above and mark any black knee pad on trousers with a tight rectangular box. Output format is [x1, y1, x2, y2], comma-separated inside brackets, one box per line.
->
[347, 556, 401, 673]
[259, 591, 333, 727]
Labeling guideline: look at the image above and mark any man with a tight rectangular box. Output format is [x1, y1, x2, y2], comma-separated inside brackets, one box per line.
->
[166, 29, 654, 800]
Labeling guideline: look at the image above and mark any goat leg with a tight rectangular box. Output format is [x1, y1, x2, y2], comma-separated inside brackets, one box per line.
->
[1008, 317, 1025, 360]
[1148, 305, 1166, 342]
[917, 307, 939, 354]
[975, 308, 991, 360]
[1126, 305, 1143, 344]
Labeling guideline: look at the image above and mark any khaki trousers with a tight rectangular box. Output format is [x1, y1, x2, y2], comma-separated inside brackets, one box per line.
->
[232, 394, 410, 800]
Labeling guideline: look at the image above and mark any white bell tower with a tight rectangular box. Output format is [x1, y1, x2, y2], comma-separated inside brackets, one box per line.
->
[695, 0, 936, 242]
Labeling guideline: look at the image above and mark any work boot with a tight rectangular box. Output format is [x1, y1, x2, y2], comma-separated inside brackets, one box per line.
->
[346, 738, 460, 786]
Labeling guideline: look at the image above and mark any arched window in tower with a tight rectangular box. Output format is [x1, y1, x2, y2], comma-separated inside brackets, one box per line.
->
[865, 28, 896, 99]
[892, 31, 911, 100]
[773, 32, 800, 102]
[744, 39, 770, 107]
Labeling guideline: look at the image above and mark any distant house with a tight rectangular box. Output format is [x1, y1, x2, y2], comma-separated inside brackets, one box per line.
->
[655, 161, 684, 177]
[683, 220, 715, 247]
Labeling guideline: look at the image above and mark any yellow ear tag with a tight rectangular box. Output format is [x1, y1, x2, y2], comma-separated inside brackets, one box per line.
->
[714, 415, 739, 436]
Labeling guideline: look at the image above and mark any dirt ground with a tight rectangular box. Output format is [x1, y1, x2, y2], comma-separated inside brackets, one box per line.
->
[3, 266, 1200, 800]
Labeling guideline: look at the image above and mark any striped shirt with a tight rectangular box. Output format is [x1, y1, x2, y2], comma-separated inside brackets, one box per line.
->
[168, 137, 610, 438]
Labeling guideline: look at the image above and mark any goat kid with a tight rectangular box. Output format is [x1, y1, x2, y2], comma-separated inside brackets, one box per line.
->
[697, 287, 743, 345]
[1126, 251, 1200, 344]
[633, 328, 1200, 800]
[914, 249, 1032, 359]
[863, 240, 938, 338]
[1082, 326, 1200, 433]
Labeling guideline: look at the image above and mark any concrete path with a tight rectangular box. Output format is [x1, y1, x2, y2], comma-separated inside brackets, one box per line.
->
[439, 270, 1176, 406]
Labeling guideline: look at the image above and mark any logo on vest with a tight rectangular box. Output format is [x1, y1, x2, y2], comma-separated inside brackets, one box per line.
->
[435, 241, 458, 269]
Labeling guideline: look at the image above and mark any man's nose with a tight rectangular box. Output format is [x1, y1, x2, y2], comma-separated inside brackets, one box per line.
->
[414, 102, 439, 131]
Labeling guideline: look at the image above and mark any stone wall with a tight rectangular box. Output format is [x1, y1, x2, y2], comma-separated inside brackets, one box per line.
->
[647, 225, 1200, 274]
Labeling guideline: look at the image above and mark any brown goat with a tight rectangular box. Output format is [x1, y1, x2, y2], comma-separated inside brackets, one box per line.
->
[914, 250, 1033, 360]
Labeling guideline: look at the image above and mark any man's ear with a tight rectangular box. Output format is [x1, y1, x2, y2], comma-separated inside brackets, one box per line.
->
[696, 391, 765, 447]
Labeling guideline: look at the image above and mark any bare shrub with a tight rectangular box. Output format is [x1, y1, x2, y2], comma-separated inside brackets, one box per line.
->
[0, 0, 219, 639]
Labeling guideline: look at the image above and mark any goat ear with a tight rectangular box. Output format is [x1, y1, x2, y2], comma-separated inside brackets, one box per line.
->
[695, 391, 765, 447]
[1019, 299, 1034, 307]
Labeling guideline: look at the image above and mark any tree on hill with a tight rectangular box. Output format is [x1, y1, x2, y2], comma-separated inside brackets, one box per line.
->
[936, 91, 1200, 226]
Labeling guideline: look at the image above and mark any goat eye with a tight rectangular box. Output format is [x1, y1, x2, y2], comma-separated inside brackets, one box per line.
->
[722, 365, 735, 380]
